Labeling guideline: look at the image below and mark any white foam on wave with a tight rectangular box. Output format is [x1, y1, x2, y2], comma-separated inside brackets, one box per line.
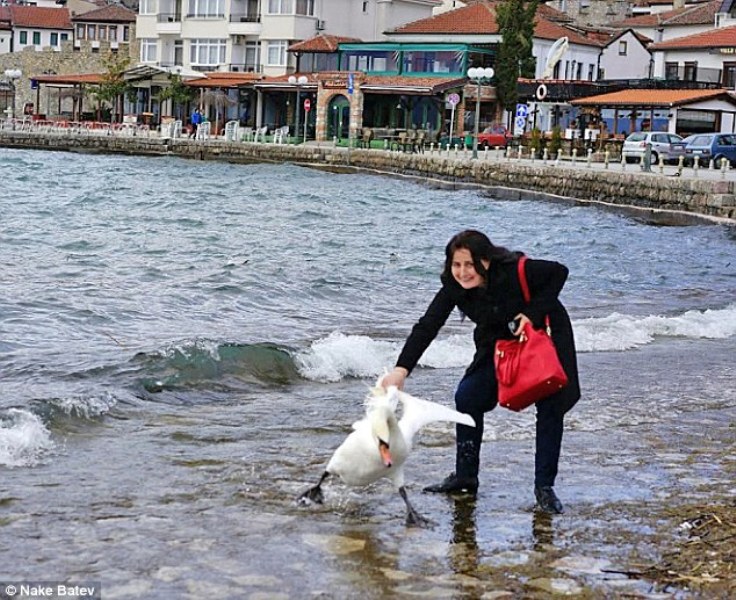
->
[574, 303, 736, 352]
[295, 332, 398, 382]
[48, 392, 118, 419]
[0, 409, 54, 468]
[295, 304, 736, 381]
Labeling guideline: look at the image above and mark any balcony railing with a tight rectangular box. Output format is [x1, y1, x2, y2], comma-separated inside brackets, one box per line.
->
[229, 63, 262, 73]
[186, 13, 226, 19]
[229, 13, 261, 22]
[663, 65, 724, 86]
[157, 13, 182, 22]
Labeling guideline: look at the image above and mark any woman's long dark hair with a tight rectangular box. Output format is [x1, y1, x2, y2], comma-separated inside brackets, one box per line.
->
[441, 229, 520, 283]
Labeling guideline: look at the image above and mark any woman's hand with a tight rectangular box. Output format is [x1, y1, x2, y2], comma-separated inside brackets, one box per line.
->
[380, 367, 408, 390]
[510, 313, 532, 336]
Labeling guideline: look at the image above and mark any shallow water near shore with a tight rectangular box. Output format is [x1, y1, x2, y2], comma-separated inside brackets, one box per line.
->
[1, 148, 735, 598]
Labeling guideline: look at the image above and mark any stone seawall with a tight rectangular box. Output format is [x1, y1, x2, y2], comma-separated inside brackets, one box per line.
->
[2, 131, 735, 223]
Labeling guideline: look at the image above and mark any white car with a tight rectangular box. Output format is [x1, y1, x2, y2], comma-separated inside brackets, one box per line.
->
[622, 132, 687, 164]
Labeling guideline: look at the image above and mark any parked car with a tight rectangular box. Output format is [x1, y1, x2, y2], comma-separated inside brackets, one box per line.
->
[683, 133, 736, 167]
[476, 123, 512, 149]
[622, 131, 687, 164]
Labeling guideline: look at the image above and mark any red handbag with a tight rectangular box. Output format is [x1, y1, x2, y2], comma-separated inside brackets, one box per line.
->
[494, 257, 568, 412]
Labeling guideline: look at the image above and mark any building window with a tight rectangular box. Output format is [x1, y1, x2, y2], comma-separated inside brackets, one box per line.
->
[362, 1, 368, 12]
[245, 41, 259, 70]
[87, 25, 96, 41]
[33, 31, 41, 45]
[190, 38, 226, 66]
[61, 33, 68, 42]
[109, 26, 117, 41]
[19, 31, 27, 44]
[344, 50, 398, 73]
[51, 32, 58, 46]
[665, 62, 679, 80]
[723, 62, 736, 88]
[140, 38, 158, 62]
[174, 40, 184, 65]
[267, 0, 293, 14]
[684, 61, 697, 81]
[588, 63, 595, 81]
[99, 26, 107, 40]
[188, 0, 224, 17]
[123, 26, 129, 42]
[575, 62, 583, 80]
[295, 0, 314, 15]
[266, 40, 287, 66]
[140, 0, 156, 14]
[76, 24, 85, 39]
[618, 40, 627, 56]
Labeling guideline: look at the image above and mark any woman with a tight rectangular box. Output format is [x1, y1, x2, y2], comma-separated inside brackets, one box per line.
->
[381, 230, 580, 513]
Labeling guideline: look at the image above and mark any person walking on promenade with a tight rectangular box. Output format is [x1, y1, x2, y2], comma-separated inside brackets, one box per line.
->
[380, 230, 580, 513]
[189, 107, 202, 139]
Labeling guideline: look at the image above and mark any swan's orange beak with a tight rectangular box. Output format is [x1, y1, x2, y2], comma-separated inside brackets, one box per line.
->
[378, 440, 392, 468]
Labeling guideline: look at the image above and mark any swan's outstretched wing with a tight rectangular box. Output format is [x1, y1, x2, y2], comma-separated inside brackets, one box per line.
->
[393, 388, 475, 445]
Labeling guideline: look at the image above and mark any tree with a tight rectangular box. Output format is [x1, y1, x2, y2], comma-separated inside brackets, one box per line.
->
[156, 74, 195, 120]
[93, 54, 132, 123]
[495, 0, 538, 119]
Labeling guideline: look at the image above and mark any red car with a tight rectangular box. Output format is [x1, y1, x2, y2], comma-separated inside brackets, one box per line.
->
[476, 124, 512, 149]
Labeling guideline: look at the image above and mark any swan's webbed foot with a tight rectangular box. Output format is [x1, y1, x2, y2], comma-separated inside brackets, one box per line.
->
[405, 506, 431, 528]
[297, 485, 324, 506]
[400, 486, 432, 528]
[297, 471, 329, 506]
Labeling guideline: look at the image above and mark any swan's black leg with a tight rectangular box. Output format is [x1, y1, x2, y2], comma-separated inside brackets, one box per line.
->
[298, 471, 329, 505]
[400, 486, 430, 527]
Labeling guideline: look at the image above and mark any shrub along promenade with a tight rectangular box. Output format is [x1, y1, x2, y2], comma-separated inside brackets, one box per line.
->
[2, 129, 735, 224]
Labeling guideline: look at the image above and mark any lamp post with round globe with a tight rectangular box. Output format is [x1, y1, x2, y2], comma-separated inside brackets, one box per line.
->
[287, 75, 308, 143]
[466, 67, 494, 159]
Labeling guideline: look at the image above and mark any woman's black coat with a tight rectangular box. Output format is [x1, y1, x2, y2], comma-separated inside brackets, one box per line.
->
[396, 257, 580, 415]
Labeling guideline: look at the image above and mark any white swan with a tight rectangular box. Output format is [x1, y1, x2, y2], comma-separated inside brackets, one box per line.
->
[298, 383, 475, 526]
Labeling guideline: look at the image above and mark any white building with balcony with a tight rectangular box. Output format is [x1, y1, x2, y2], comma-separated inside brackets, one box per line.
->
[135, 0, 440, 77]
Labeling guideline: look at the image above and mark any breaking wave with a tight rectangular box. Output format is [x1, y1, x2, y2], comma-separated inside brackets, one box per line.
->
[0, 409, 54, 468]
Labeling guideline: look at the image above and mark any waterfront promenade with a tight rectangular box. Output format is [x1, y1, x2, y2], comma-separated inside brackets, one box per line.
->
[2, 127, 735, 223]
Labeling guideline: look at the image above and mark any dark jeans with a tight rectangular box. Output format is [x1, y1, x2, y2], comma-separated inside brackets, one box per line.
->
[454, 359, 564, 487]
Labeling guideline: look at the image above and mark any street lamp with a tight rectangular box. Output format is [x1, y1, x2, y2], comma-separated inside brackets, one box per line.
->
[466, 67, 494, 159]
[287, 74, 308, 143]
[3, 69, 22, 120]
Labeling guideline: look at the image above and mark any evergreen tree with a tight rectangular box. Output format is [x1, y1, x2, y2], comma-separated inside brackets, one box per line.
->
[495, 0, 538, 116]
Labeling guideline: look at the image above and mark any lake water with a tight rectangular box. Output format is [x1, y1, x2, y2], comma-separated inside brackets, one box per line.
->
[1, 148, 735, 598]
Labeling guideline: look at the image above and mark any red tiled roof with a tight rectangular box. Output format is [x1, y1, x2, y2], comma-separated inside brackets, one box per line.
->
[390, 1, 599, 46]
[289, 34, 361, 53]
[186, 72, 263, 88]
[650, 24, 736, 49]
[31, 73, 104, 85]
[253, 72, 463, 94]
[254, 72, 319, 84]
[604, 27, 654, 47]
[571, 88, 733, 107]
[7, 6, 72, 30]
[361, 74, 464, 94]
[611, 0, 720, 27]
[534, 18, 601, 46]
[71, 5, 137, 23]
[391, 1, 498, 34]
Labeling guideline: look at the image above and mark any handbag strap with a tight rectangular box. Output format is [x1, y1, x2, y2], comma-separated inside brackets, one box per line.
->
[517, 256, 531, 303]
[517, 255, 552, 331]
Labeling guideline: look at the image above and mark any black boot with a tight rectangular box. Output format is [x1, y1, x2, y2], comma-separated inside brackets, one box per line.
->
[423, 472, 478, 494]
[424, 438, 480, 494]
[535, 485, 564, 514]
